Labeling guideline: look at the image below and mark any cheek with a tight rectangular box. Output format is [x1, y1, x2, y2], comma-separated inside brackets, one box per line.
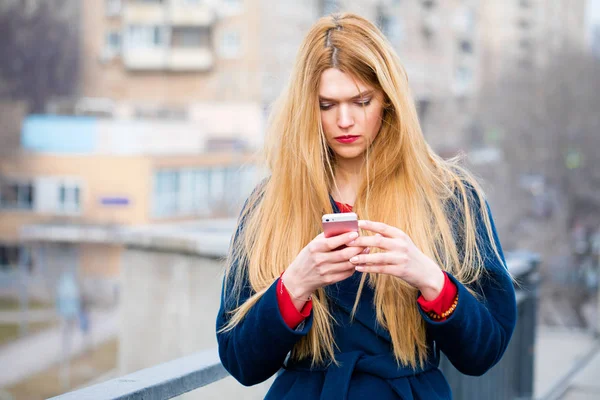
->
[321, 113, 335, 136]
[366, 109, 384, 138]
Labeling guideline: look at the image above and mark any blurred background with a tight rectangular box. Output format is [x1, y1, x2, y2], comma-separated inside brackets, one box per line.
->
[0, 0, 599, 399]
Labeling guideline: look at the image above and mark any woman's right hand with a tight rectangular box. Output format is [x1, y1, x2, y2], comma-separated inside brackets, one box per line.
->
[281, 231, 365, 302]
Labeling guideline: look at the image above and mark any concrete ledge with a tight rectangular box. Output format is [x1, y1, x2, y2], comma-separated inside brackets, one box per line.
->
[20, 219, 238, 258]
[50, 348, 228, 400]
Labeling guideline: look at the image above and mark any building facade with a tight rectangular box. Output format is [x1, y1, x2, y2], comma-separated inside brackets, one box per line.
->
[0, 115, 260, 302]
[480, 0, 588, 88]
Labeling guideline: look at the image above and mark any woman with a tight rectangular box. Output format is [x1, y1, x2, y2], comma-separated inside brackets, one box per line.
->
[216, 13, 516, 400]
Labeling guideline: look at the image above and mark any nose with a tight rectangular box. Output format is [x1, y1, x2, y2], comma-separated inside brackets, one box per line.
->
[337, 104, 354, 129]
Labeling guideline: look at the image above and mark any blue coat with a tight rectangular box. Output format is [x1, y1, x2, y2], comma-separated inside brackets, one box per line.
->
[216, 194, 517, 399]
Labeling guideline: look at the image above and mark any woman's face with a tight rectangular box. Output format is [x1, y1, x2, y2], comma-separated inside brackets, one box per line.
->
[318, 68, 385, 162]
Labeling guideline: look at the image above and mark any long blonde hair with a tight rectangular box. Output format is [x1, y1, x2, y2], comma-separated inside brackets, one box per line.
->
[220, 13, 501, 369]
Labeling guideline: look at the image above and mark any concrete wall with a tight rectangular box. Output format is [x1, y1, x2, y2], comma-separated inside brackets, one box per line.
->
[118, 244, 272, 399]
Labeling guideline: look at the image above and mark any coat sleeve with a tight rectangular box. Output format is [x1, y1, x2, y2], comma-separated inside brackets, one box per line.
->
[215, 198, 313, 386]
[419, 198, 517, 376]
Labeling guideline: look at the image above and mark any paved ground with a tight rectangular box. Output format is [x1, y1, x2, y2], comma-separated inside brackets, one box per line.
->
[0, 308, 117, 388]
[534, 326, 600, 400]
[558, 346, 600, 400]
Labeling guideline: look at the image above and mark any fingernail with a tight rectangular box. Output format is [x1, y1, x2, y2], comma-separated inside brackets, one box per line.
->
[355, 266, 364, 271]
[349, 232, 358, 239]
[362, 248, 370, 254]
[350, 256, 358, 263]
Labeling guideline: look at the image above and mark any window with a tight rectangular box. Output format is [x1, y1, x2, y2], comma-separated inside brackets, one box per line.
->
[519, 38, 533, 51]
[220, 30, 241, 58]
[454, 8, 474, 35]
[519, 0, 532, 8]
[223, 0, 242, 9]
[321, 0, 338, 15]
[105, 0, 122, 16]
[377, 10, 390, 37]
[171, 27, 211, 48]
[454, 66, 472, 94]
[106, 31, 121, 53]
[0, 179, 34, 210]
[183, 0, 203, 4]
[192, 169, 209, 213]
[518, 19, 531, 30]
[126, 25, 166, 49]
[518, 57, 533, 69]
[422, 0, 436, 9]
[134, 105, 188, 120]
[459, 39, 473, 53]
[209, 168, 225, 205]
[0, 244, 32, 272]
[58, 182, 81, 213]
[153, 170, 179, 217]
[456, 66, 472, 83]
[152, 166, 259, 218]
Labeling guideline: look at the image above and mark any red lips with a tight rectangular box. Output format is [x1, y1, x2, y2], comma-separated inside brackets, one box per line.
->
[335, 135, 360, 144]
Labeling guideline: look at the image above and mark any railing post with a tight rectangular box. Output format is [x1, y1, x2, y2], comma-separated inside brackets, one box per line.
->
[514, 252, 540, 399]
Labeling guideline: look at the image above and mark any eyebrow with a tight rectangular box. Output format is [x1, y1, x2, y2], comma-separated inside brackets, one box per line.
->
[318, 90, 375, 102]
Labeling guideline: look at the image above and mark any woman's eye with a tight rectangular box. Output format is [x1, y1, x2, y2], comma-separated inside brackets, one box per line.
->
[319, 103, 333, 110]
[356, 99, 371, 106]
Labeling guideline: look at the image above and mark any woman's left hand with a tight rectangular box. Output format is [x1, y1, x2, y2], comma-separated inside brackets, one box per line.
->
[348, 220, 446, 301]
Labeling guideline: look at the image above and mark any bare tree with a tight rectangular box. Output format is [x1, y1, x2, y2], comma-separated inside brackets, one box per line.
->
[477, 47, 600, 327]
[0, 0, 80, 113]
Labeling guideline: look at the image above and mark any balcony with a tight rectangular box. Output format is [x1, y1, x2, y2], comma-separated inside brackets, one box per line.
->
[122, 47, 213, 71]
[123, 1, 166, 25]
[168, 3, 215, 26]
[123, 1, 216, 27]
[122, 47, 169, 70]
[168, 47, 213, 71]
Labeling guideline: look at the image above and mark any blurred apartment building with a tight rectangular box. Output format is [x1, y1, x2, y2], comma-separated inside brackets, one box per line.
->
[0, 0, 265, 303]
[0, 0, 485, 303]
[0, 118, 258, 302]
[480, 0, 588, 88]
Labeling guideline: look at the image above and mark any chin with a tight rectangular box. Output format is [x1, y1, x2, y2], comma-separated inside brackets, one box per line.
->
[332, 147, 366, 160]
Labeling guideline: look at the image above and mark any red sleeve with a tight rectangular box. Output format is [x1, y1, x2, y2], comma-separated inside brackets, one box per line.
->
[417, 272, 457, 320]
[276, 278, 313, 329]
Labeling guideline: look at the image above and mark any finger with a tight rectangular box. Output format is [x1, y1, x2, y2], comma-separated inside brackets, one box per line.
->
[348, 234, 397, 250]
[354, 264, 390, 274]
[349, 252, 398, 265]
[327, 245, 365, 263]
[326, 261, 358, 274]
[325, 269, 357, 285]
[358, 220, 404, 238]
[320, 230, 359, 251]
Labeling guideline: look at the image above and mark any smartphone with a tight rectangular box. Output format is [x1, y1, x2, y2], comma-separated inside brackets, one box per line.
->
[322, 212, 359, 238]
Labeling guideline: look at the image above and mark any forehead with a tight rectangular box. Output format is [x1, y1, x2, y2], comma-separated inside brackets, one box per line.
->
[318, 68, 373, 99]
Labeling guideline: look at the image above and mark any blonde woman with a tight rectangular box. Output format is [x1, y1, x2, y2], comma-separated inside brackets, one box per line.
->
[216, 13, 516, 400]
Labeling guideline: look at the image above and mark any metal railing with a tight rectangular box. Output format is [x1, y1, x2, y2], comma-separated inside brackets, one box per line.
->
[439, 251, 540, 400]
[52, 251, 539, 400]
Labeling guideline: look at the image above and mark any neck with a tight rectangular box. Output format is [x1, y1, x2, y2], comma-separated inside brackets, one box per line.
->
[333, 157, 364, 205]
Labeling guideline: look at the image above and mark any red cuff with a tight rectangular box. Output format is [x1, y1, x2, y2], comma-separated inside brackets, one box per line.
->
[276, 277, 312, 329]
[417, 272, 457, 320]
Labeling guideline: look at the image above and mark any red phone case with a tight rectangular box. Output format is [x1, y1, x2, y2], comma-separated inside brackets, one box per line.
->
[323, 220, 359, 238]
